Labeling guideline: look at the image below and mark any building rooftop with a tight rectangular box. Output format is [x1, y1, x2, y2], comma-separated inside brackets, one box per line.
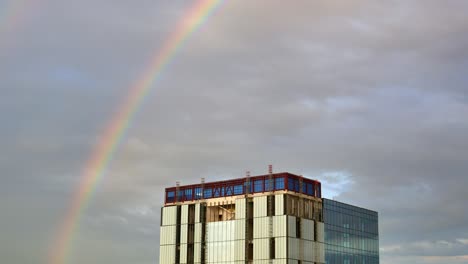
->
[164, 172, 321, 204]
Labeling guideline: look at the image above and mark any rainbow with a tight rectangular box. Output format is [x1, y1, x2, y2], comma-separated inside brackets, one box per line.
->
[48, 1, 225, 263]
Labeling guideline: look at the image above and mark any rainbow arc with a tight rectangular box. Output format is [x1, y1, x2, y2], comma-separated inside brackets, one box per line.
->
[48, 1, 225, 263]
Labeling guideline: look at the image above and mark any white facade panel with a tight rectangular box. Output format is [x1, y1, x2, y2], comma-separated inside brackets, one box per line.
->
[275, 194, 284, 215]
[195, 203, 201, 223]
[315, 241, 325, 263]
[228, 241, 236, 262]
[253, 238, 269, 260]
[180, 243, 187, 263]
[302, 219, 314, 241]
[253, 196, 267, 217]
[236, 198, 246, 219]
[162, 206, 177, 226]
[207, 242, 214, 263]
[273, 215, 287, 237]
[254, 217, 269, 238]
[235, 219, 245, 240]
[275, 237, 287, 259]
[304, 240, 315, 262]
[207, 241, 235, 263]
[160, 225, 176, 245]
[194, 243, 201, 263]
[194, 223, 202, 243]
[316, 221, 325, 242]
[181, 204, 189, 224]
[288, 216, 296, 238]
[180, 224, 188, 244]
[159, 245, 175, 264]
[207, 221, 235, 242]
[234, 239, 245, 261]
[288, 237, 299, 260]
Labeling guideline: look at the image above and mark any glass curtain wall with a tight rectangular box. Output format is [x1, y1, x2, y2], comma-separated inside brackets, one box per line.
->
[323, 199, 379, 264]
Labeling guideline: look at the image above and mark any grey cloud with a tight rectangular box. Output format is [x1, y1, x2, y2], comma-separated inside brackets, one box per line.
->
[1, 0, 468, 264]
[382, 239, 468, 257]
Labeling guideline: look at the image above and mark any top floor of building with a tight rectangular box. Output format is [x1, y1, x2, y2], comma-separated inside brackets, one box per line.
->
[164, 172, 322, 204]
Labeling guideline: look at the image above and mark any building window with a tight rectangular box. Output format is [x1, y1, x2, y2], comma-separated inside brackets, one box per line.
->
[204, 188, 212, 198]
[288, 178, 300, 192]
[275, 178, 285, 190]
[194, 187, 202, 199]
[288, 178, 294, 191]
[254, 180, 263, 192]
[307, 183, 313, 195]
[160, 207, 164, 226]
[177, 190, 184, 201]
[270, 237, 275, 259]
[343, 233, 350, 247]
[296, 217, 301, 238]
[167, 191, 175, 203]
[248, 243, 253, 261]
[233, 185, 243, 195]
[267, 195, 275, 216]
[213, 187, 223, 197]
[225, 186, 233, 196]
[185, 189, 192, 200]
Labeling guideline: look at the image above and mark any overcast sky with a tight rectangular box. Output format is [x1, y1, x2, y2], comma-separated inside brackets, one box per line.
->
[1, 0, 468, 263]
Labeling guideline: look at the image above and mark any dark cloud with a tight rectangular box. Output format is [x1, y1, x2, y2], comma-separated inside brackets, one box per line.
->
[1, 0, 467, 263]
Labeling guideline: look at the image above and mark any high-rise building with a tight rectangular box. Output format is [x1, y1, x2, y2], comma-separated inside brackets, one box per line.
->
[159, 170, 379, 264]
